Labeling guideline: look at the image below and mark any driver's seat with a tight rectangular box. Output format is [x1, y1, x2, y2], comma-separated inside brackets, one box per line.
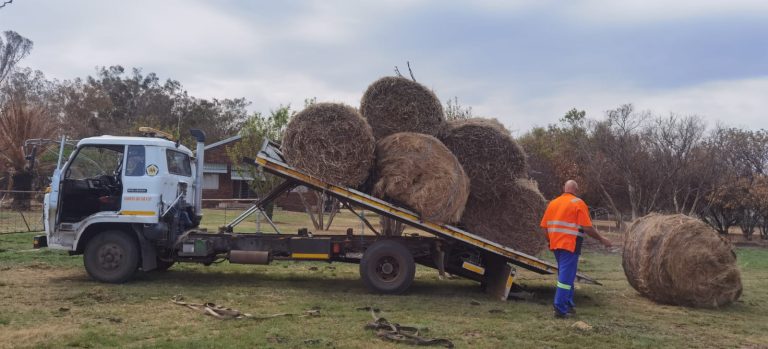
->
[98, 195, 120, 212]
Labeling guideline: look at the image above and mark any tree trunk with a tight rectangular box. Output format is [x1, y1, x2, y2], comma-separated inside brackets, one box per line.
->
[264, 202, 274, 220]
[380, 217, 405, 236]
[627, 181, 639, 221]
[594, 181, 623, 229]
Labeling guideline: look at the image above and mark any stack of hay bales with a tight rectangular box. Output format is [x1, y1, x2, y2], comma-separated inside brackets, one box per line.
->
[281, 76, 546, 254]
[361, 77, 463, 233]
[622, 213, 742, 308]
[439, 118, 545, 255]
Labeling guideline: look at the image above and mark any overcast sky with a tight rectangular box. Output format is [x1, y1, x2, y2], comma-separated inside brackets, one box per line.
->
[2, 0, 767, 135]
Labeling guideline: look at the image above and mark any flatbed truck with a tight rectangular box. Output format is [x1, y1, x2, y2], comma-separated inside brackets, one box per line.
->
[34, 129, 598, 299]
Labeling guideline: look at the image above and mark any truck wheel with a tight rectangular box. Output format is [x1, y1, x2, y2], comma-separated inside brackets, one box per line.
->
[360, 240, 415, 294]
[83, 230, 139, 283]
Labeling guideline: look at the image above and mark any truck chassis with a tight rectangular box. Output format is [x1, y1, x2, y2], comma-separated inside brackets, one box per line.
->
[167, 140, 600, 298]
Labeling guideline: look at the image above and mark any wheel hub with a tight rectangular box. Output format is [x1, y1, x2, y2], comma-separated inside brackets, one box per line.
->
[376, 257, 400, 282]
[381, 262, 394, 274]
[97, 243, 123, 270]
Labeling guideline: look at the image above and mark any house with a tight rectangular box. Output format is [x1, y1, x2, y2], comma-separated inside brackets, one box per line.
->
[201, 135, 316, 211]
[201, 135, 256, 206]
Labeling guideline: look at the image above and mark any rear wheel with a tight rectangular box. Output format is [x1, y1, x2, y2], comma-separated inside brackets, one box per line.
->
[360, 240, 415, 294]
[83, 230, 139, 283]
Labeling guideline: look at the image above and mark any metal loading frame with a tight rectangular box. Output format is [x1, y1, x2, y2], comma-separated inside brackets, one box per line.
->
[243, 140, 600, 286]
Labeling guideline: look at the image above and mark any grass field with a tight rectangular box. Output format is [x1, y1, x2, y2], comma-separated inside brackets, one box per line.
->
[1, 210, 767, 348]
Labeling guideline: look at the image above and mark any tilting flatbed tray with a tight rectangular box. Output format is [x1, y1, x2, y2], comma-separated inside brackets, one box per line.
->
[248, 140, 600, 285]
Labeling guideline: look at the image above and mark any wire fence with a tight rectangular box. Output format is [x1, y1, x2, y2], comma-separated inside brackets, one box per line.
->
[0, 190, 45, 234]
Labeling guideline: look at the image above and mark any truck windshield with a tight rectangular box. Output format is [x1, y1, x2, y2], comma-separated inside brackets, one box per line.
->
[66, 145, 124, 179]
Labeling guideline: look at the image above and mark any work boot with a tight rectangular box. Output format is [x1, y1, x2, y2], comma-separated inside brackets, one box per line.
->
[554, 310, 573, 319]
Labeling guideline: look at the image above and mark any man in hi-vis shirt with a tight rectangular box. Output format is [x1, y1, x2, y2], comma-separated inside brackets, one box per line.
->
[540, 180, 612, 318]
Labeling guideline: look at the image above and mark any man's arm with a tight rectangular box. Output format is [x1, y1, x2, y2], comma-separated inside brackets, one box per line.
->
[582, 226, 612, 248]
[540, 227, 549, 241]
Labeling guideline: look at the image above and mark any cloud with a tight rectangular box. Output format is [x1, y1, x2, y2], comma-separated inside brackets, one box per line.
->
[185, 73, 361, 112]
[556, 0, 768, 25]
[1, 0, 766, 135]
[469, 76, 768, 134]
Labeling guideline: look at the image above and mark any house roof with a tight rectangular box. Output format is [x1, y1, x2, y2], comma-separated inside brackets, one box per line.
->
[204, 134, 242, 150]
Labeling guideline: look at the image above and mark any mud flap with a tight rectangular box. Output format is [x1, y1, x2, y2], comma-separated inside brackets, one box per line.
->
[136, 232, 157, 271]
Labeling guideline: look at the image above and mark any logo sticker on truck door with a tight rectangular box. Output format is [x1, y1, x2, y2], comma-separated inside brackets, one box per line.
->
[146, 164, 159, 176]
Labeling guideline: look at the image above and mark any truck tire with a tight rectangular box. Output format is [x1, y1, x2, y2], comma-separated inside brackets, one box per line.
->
[83, 230, 139, 283]
[360, 240, 415, 294]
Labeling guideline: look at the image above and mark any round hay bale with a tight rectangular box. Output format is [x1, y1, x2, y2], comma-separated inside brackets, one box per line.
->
[460, 179, 548, 256]
[282, 103, 375, 187]
[438, 118, 528, 200]
[622, 213, 742, 308]
[360, 76, 444, 139]
[373, 132, 469, 224]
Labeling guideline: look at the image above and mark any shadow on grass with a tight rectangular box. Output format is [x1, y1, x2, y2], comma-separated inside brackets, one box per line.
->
[46, 266, 559, 303]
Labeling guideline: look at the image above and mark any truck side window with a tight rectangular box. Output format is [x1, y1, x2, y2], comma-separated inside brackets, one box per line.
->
[125, 145, 146, 176]
[166, 149, 192, 176]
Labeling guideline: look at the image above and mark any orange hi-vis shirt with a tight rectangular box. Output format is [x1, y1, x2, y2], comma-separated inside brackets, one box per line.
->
[540, 193, 593, 253]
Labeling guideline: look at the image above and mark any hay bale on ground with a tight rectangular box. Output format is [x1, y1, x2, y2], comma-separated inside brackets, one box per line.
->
[360, 76, 444, 139]
[460, 179, 548, 256]
[622, 213, 742, 308]
[373, 132, 469, 224]
[282, 103, 375, 187]
[438, 118, 528, 200]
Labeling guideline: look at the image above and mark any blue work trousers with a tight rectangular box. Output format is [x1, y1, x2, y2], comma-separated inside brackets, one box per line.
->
[553, 249, 580, 314]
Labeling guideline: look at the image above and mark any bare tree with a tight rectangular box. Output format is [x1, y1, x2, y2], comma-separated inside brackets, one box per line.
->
[0, 96, 58, 209]
[645, 114, 706, 214]
[445, 97, 473, 121]
[0, 31, 33, 85]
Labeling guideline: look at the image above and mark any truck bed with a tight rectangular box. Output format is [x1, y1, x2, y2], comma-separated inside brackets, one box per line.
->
[247, 140, 600, 285]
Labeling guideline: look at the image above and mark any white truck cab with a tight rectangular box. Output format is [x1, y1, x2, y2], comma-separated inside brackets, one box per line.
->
[41, 129, 206, 282]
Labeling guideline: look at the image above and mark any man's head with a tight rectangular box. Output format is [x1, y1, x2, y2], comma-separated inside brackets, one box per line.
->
[563, 180, 579, 195]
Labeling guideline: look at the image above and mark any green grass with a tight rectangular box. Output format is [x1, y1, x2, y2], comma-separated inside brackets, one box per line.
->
[1, 229, 767, 348]
[0, 209, 765, 348]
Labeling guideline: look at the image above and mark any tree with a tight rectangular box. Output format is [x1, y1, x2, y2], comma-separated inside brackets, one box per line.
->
[561, 108, 627, 227]
[0, 31, 33, 86]
[753, 176, 768, 240]
[445, 97, 473, 121]
[645, 114, 706, 214]
[226, 105, 293, 220]
[57, 66, 247, 144]
[0, 95, 58, 209]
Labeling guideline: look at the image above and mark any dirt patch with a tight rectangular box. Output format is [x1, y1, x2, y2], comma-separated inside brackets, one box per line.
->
[65, 287, 121, 305]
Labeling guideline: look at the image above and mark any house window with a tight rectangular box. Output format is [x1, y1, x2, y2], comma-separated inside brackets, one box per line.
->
[203, 174, 219, 190]
[232, 180, 257, 199]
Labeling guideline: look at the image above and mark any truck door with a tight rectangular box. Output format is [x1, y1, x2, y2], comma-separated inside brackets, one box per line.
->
[162, 148, 195, 211]
[120, 145, 161, 216]
[57, 144, 124, 224]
